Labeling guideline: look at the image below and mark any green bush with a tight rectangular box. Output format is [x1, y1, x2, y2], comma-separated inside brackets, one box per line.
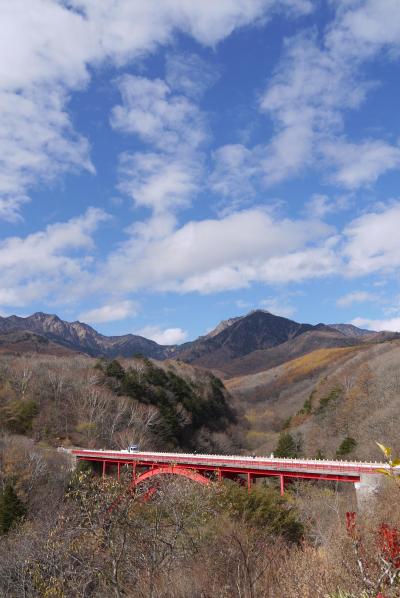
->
[105, 359, 125, 380]
[217, 482, 303, 543]
[298, 390, 315, 415]
[0, 399, 39, 434]
[317, 385, 343, 412]
[336, 436, 357, 457]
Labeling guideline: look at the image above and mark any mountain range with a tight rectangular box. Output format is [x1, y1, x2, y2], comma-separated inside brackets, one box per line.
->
[0, 309, 390, 378]
[0, 312, 168, 359]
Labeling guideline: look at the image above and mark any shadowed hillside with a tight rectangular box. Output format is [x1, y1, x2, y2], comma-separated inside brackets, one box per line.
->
[214, 327, 365, 378]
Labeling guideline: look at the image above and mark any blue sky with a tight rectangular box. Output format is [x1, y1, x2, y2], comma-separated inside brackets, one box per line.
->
[1, 0, 400, 343]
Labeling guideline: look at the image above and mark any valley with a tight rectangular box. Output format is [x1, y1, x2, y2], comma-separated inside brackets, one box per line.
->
[0, 309, 399, 463]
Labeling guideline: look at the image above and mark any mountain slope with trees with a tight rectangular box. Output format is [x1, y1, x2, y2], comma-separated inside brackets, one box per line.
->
[0, 354, 238, 453]
[226, 336, 400, 461]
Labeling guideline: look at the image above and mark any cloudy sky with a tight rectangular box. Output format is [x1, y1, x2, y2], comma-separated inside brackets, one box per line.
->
[1, 0, 400, 343]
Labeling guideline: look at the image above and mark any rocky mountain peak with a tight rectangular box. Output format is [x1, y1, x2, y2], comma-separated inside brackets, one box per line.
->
[204, 316, 244, 339]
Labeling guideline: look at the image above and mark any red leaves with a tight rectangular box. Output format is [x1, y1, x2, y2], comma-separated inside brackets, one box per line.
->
[379, 524, 400, 569]
[345, 511, 357, 538]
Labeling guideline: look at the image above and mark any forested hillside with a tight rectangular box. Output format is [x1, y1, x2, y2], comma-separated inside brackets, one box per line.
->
[0, 354, 238, 454]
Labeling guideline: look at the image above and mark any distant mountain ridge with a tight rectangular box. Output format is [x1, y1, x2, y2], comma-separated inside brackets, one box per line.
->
[0, 312, 170, 359]
[329, 323, 373, 337]
[0, 310, 384, 375]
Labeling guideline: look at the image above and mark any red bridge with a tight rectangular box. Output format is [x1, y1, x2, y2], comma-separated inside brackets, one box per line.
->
[65, 448, 394, 496]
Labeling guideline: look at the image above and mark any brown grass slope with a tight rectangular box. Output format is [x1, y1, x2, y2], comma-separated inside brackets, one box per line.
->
[226, 337, 400, 460]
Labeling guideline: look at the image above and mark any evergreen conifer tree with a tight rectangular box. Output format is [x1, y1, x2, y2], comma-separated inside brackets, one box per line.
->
[275, 432, 300, 458]
[0, 483, 26, 534]
[336, 436, 357, 457]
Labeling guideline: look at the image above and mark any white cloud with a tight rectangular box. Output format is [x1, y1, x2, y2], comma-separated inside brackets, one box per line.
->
[102, 208, 334, 294]
[0, 196, 29, 224]
[258, 245, 339, 284]
[136, 325, 187, 345]
[117, 152, 201, 214]
[327, 0, 400, 56]
[0, 207, 108, 307]
[79, 300, 138, 324]
[323, 139, 400, 188]
[0, 0, 93, 90]
[0, 88, 94, 221]
[111, 75, 207, 152]
[343, 202, 400, 275]
[0, 0, 312, 220]
[305, 194, 351, 218]
[337, 291, 376, 307]
[209, 1, 400, 197]
[210, 144, 262, 202]
[111, 74, 207, 214]
[212, 15, 374, 196]
[258, 33, 364, 186]
[0, 1, 96, 218]
[235, 299, 251, 309]
[165, 52, 219, 99]
[72, 0, 312, 53]
[259, 297, 296, 318]
[351, 317, 400, 333]
[128, 213, 177, 243]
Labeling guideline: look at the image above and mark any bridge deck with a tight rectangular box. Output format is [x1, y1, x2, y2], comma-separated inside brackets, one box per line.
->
[68, 448, 393, 479]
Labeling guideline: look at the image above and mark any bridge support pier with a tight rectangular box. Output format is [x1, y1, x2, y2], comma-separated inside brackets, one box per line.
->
[354, 474, 382, 508]
[247, 473, 252, 492]
[280, 474, 285, 496]
[132, 462, 136, 483]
